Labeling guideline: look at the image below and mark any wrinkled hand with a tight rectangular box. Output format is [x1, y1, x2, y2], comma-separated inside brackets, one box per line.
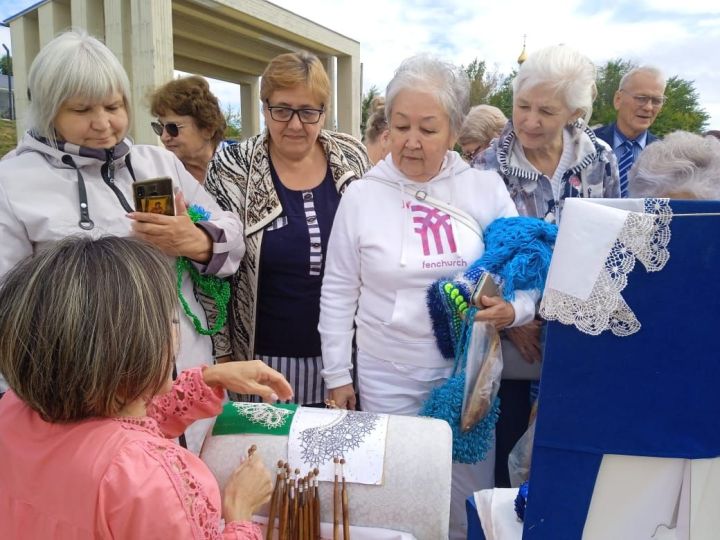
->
[328, 384, 356, 410]
[203, 360, 293, 402]
[473, 295, 515, 330]
[505, 319, 543, 364]
[222, 451, 273, 522]
[128, 192, 212, 262]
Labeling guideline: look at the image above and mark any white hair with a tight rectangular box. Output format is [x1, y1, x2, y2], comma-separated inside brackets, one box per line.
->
[27, 30, 131, 144]
[619, 66, 666, 91]
[457, 105, 508, 147]
[512, 45, 597, 123]
[385, 54, 470, 133]
[628, 131, 720, 199]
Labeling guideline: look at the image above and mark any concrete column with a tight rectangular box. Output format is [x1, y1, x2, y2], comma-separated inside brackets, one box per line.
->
[240, 77, 261, 138]
[9, 14, 40, 141]
[323, 56, 336, 131]
[37, 1, 71, 48]
[71, 0, 105, 39]
[103, 0, 131, 76]
[127, 0, 174, 144]
[336, 53, 361, 139]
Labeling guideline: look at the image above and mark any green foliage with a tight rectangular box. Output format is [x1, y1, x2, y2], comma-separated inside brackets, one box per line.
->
[0, 54, 11, 76]
[361, 85, 380, 136]
[590, 58, 635, 127]
[487, 70, 516, 119]
[652, 76, 710, 136]
[223, 105, 242, 141]
[462, 58, 502, 106]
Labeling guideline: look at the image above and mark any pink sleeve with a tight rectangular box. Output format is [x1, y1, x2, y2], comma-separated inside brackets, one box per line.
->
[97, 440, 262, 539]
[147, 367, 225, 437]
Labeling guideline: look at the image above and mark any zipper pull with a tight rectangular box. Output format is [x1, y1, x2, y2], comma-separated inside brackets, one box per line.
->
[106, 148, 115, 182]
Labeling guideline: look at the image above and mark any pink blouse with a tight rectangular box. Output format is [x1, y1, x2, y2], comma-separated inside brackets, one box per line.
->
[0, 368, 261, 539]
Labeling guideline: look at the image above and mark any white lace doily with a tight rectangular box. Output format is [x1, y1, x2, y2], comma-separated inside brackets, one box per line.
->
[540, 198, 672, 336]
[231, 402, 294, 429]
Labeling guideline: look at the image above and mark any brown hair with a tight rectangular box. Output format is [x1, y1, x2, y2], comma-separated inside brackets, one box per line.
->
[150, 75, 226, 148]
[364, 97, 388, 144]
[260, 51, 330, 109]
[0, 237, 177, 422]
[457, 105, 508, 147]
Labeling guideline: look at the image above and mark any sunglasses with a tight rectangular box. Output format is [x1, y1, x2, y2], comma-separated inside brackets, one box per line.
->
[151, 121, 185, 137]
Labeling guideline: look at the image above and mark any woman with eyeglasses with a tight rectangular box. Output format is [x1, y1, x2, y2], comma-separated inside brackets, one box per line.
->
[204, 51, 370, 406]
[150, 75, 230, 183]
[0, 32, 245, 455]
[457, 104, 507, 165]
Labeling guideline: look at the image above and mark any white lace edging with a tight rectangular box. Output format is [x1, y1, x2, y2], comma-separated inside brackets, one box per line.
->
[540, 199, 672, 336]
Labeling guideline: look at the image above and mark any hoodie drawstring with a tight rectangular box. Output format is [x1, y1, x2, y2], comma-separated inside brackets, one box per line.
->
[62, 150, 138, 230]
[399, 180, 409, 267]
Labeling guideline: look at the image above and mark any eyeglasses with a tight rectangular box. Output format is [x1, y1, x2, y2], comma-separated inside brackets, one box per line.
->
[622, 92, 667, 108]
[151, 121, 185, 137]
[461, 143, 485, 161]
[266, 102, 325, 124]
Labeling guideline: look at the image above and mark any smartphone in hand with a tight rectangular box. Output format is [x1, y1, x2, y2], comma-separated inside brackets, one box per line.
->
[133, 177, 175, 216]
[471, 272, 501, 308]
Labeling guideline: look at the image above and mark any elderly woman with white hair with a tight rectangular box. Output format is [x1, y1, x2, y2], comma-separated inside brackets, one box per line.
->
[629, 130, 720, 199]
[319, 54, 538, 540]
[0, 31, 245, 454]
[477, 45, 619, 222]
[458, 104, 508, 165]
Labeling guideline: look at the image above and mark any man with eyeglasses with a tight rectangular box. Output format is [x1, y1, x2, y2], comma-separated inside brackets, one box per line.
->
[594, 66, 666, 197]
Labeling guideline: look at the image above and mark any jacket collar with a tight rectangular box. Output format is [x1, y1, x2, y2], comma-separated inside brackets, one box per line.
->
[494, 120, 605, 182]
[17, 132, 133, 169]
[245, 129, 362, 234]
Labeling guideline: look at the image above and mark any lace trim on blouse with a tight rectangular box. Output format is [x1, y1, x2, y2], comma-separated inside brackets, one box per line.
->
[540, 198, 672, 336]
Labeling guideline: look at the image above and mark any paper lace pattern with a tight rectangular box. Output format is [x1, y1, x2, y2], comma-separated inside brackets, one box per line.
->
[299, 410, 380, 467]
[540, 198, 672, 336]
[231, 402, 293, 429]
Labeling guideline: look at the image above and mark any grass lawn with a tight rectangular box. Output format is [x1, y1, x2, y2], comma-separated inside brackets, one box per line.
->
[0, 119, 17, 158]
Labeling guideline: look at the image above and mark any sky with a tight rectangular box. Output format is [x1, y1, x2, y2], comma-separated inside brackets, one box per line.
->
[2, 0, 719, 128]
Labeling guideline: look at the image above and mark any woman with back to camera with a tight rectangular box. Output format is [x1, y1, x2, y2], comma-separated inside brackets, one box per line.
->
[150, 75, 229, 183]
[0, 31, 244, 453]
[318, 54, 538, 540]
[204, 51, 370, 406]
[0, 236, 293, 538]
[364, 96, 390, 164]
[474, 44, 620, 487]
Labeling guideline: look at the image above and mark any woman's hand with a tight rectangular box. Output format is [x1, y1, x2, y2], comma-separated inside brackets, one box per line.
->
[473, 295, 516, 330]
[328, 384, 356, 410]
[128, 192, 212, 262]
[203, 360, 293, 402]
[222, 451, 273, 522]
[505, 319, 543, 364]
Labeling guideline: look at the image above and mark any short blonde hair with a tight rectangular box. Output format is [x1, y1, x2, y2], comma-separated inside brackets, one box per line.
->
[457, 105, 508, 147]
[260, 51, 330, 108]
[0, 237, 177, 422]
[27, 30, 131, 145]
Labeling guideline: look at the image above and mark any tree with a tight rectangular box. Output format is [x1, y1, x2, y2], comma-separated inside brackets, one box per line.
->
[462, 58, 502, 106]
[487, 70, 516, 119]
[361, 85, 380, 136]
[223, 105, 242, 141]
[0, 54, 11, 76]
[591, 58, 635, 128]
[652, 76, 710, 136]
[590, 59, 709, 135]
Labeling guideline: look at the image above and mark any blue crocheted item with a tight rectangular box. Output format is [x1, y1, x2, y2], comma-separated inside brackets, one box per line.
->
[421, 217, 557, 463]
[515, 481, 529, 521]
[427, 216, 558, 359]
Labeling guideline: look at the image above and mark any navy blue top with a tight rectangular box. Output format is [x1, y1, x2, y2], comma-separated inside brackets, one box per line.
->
[254, 161, 340, 357]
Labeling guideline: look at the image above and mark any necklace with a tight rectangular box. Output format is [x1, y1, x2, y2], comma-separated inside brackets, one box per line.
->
[176, 205, 231, 335]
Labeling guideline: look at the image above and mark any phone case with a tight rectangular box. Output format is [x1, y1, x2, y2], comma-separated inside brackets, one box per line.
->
[133, 177, 175, 216]
[471, 272, 500, 308]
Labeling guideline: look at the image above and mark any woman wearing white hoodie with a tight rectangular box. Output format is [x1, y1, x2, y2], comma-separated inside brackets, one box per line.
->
[319, 54, 538, 540]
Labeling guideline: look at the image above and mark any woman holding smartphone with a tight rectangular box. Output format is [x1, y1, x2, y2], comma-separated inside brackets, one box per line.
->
[0, 31, 244, 454]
